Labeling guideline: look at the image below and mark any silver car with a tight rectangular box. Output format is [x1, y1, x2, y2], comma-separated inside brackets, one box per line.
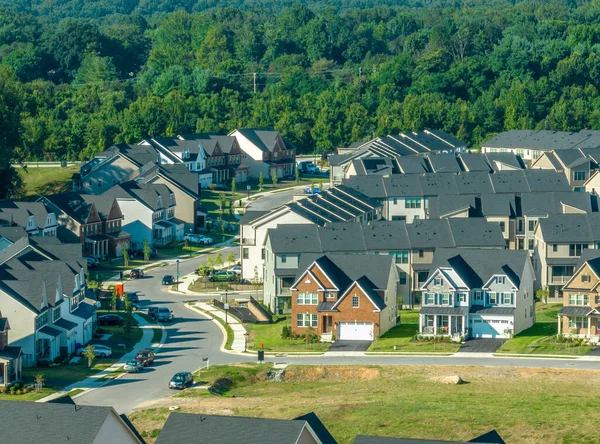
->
[156, 307, 173, 322]
[123, 360, 144, 373]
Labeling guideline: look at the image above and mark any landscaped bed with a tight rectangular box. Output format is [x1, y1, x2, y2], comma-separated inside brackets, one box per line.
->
[244, 319, 331, 353]
[129, 363, 600, 444]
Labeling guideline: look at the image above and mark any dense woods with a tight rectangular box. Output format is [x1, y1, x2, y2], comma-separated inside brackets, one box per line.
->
[1, 0, 600, 170]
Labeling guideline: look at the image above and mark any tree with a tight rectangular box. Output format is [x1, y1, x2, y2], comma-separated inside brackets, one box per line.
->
[272, 170, 278, 186]
[122, 293, 134, 339]
[251, 265, 262, 298]
[318, 180, 323, 192]
[198, 262, 209, 288]
[206, 257, 214, 273]
[143, 239, 150, 263]
[34, 373, 45, 393]
[536, 288, 549, 304]
[219, 192, 226, 218]
[122, 245, 130, 267]
[295, 167, 300, 184]
[231, 177, 236, 196]
[110, 286, 118, 311]
[82, 345, 96, 368]
[215, 252, 223, 269]
[74, 53, 118, 85]
[226, 251, 236, 267]
[258, 171, 264, 191]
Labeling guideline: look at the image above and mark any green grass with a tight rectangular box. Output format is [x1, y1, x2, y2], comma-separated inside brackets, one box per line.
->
[67, 388, 85, 398]
[22, 359, 117, 382]
[497, 304, 595, 355]
[130, 364, 600, 444]
[152, 327, 164, 344]
[18, 165, 79, 199]
[178, 363, 270, 398]
[369, 310, 461, 353]
[245, 320, 331, 352]
[0, 388, 56, 401]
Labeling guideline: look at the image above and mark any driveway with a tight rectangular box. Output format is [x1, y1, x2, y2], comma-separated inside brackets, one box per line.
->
[587, 346, 600, 356]
[459, 338, 505, 353]
[328, 340, 372, 352]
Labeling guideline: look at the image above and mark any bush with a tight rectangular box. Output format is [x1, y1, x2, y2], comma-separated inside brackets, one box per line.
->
[2, 386, 10, 394]
[280, 325, 291, 340]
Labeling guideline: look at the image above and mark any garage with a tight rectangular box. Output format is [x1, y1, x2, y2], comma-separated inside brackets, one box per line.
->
[470, 316, 511, 338]
[338, 322, 374, 341]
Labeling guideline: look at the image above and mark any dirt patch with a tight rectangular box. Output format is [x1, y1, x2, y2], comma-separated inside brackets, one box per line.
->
[285, 366, 380, 382]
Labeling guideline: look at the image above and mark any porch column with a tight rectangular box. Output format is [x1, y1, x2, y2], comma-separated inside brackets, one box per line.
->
[419, 314, 423, 333]
[558, 314, 562, 334]
[462, 316, 466, 335]
[588, 317, 591, 337]
[434, 315, 438, 335]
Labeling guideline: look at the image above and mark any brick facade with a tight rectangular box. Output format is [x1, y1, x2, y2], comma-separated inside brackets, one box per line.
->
[561, 262, 600, 336]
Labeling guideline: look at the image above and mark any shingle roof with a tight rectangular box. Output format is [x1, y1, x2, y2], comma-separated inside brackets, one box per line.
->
[0, 200, 52, 230]
[538, 214, 595, 243]
[0, 401, 126, 444]
[558, 306, 595, 316]
[482, 129, 599, 151]
[420, 306, 469, 316]
[155, 412, 309, 444]
[469, 306, 515, 315]
[104, 181, 174, 211]
[293, 412, 337, 444]
[426, 155, 461, 173]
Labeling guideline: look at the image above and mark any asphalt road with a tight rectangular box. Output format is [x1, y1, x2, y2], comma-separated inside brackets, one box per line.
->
[246, 182, 330, 212]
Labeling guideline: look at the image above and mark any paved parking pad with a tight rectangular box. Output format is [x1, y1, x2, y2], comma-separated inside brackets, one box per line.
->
[328, 340, 372, 352]
[459, 338, 505, 353]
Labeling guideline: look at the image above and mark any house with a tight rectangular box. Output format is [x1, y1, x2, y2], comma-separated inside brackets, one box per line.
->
[531, 149, 596, 191]
[0, 317, 23, 387]
[290, 253, 398, 341]
[229, 128, 296, 180]
[103, 181, 183, 248]
[240, 184, 380, 281]
[0, 200, 58, 237]
[155, 412, 336, 444]
[41, 192, 130, 258]
[419, 248, 535, 339]
[481, 129, 600, 162]
[263, 219, 506, 313]
[558, 250, 600, 340]
[533, 213, 600, 300]
[0, 401, 144, 443]
[0, 236, 93, 366]
[354, 429, 505, 444]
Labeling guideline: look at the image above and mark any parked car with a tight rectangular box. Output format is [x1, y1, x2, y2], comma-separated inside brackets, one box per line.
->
[305, 187, 320, 195]
[199, 235, 213, 244]
[84, 257, 99, 268]
[123, 360, 144, 373]
[76, 344, 112, 358]
[184, 233, 200, 243]
[169, 372, 194, 389]
[210, 271, 235, 282]
[213, 183, 228, 191]
[133, 349, 155, 367]
[147, 306, 159, 319]
[125, 292, 139, 303]
[156, 307, 173, 322]
[162, 275, 175, 285]
[227, 265, 242, 275]
[130, 268, 144, 279]
[98, 314, 124, 326]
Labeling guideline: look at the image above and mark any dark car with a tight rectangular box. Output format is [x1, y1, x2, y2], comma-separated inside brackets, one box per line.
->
[126, 292, 139, 303]
[98, 314, 124, 326]
[134, 349, 155, 367]
[147, 306, 159, 319]
[130, 268, 144, 279]
[162, 275, 174, 285]
[169, 372, 194, 389]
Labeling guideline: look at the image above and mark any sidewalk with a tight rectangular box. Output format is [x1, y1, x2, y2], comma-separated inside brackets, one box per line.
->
[190, 302, 247, 353]
[37, 313, 165, 403]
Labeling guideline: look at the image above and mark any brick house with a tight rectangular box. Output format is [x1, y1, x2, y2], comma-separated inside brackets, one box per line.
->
[290, 254, 398, 342]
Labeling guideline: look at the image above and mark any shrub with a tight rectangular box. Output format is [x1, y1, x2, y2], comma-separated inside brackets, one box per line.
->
[17, 389, 23, 395]
[2, 387, 10, 394]
[280, 325, 291, 340]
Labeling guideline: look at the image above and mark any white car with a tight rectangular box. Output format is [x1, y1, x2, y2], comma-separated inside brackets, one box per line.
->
[199, 236, 213, 245]
[184, 234, 200, 243]
[227, 265, 241, 275]
[76, 344, 112, 358]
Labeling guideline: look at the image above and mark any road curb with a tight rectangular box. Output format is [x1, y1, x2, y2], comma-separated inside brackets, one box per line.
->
[185, 303, 244, 355]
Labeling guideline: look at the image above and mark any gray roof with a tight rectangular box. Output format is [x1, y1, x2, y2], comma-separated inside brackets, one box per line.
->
[426, 155, 462, 173]
[0, 345, 22, 361]
[317, 301, 337, 311]
[519, 191, 593, 217]
[72, 302, 96, 321]
[0, 200, 52, 230]
[484, 152, 526, 170]
[155, 412, 310, 444]
[429, 248, 530, 290]
[420, 306, 469, 316]
[458, 154, 493, 172]
[538, 214, 595, 243]
[234, 128, 294, 153]
[137, 163, 199, 198]
[482, 129, 600, 151]
[558, 306, 596, 316]
[354, 429, 504, 444]
[266, 225, 322, 253]
[104, 181, 174, 211]
[0, 226, 28, 242]
[574, 249, 600, 276]
[39, 325, 62, 338]
[0, 401, 136, 444]
[239, 210, 270, 225]
[293, 412, 337, 444]
[54, 318, 78, 331]
[469, 306, 516, 316]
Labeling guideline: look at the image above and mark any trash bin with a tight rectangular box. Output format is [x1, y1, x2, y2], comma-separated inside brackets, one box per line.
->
[257, 350, 264, 363]
[115, 283, 124, 297]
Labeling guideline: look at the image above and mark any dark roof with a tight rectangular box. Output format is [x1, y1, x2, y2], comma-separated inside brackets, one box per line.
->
[469, 429, 505, 444]
[0, 226, 28, 242]
[44, 192, 93, 223]
[558, 306, 595, 316]
[48, 395, 76, 405]
[574, 249, 600, 276]
[0, 200, 52, 230]
[482, 129, 600, 151]
[294, 412, 338, 444]
[538, 214, 595, 243]
[72, 302, 96, 321]
[137, 164, 199, 198]
[317, 301, 337, 311]
[266, 225, 322, 254]
[469, 306, 515, 316]
[104, 181, 174, 211]
[54, 318, 78, 331]
[426, 155, 461, 173]
[234, 128, 292, 153]
[0, 345, 22, 361]
[420, 306, 469, 316]
[155, 412, 310, 444]
[239, 210, 271, 225]
[0, 401, 131, 444]
[39, 325, 62, 338]
[519, 192, 593, 217]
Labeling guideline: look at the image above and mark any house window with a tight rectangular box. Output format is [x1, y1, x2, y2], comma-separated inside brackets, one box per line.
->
[489, 292, 498, 304]
[582, 275, 591, 283]
[528, 240, 534, 250]
[552, 244, 558, 252]
[405, 198, 421, 209]
[399, 272, 407, 285]
[243, 248, 249, 259]
[424, 293, 435, 305]
[499, 221, 505, 232]
[440, 294, 450, 305]
[418, 250, 424, 258]
[569, 317, 586, 329]
[497, 276, 506, 284]
[392, 251, 408, 264]
[296, 293, 318, 305]
[502, 293, 512, 305]
[569, 294, 589, 305]
[434, 277, 443, 286]
[52, 306, 61, 322]
[281, 255, 287, 263]
[352, 295, 360, 308]
[35, 311, 49, 330]
[528, 220, 535, 232]
[574, 171, 586, 181]
[569, 244, 587, 257]
[474, 291, 483, 301]
[517, 219, 523, 232]
[458, 293, 467, 303]
[326, 292, 335, 299]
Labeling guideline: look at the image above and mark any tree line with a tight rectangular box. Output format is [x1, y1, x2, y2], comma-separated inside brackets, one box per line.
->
[1, 0, 600, 196]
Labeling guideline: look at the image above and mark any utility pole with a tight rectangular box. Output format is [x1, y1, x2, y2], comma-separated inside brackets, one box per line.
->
[253, 72, 257, 94]
[225, 289, 229, 324]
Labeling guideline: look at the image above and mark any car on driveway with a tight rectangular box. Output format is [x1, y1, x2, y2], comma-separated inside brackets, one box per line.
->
[98, 314, 123, 326]
[209, 271, 235, 282]
[227, 265, 241, 275]
[156, 307, 173, 322]
[84, 257, 99, 268]
[123, 360, 144, 373]
[76, 344, 112, 358]
[130, 268, 144, 279]
[162, 275, 175, 285]
[168, 372, 194, 389]
[134, 349, 155, 367]
[199, 235, 213, 244]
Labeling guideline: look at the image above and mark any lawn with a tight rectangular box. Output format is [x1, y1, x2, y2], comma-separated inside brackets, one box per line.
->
[129, 363, 600, 444]
[18, 165, 79, 199]
[245, 319, 331, 352]
[0, 388, 56, 402]
[368, 310, 461, 353]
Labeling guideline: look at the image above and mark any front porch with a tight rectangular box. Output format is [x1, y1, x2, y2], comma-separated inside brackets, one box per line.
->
[84, 235, 110, 258]
[420, 314, 466, 336]
[153, 220, 174, 247]
[36, 326, 62, 364]
[558, 307, 600, 339]
[0, 348, 23, 386]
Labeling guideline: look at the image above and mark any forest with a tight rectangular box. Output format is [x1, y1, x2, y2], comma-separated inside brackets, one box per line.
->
[0, 0, 600, 197]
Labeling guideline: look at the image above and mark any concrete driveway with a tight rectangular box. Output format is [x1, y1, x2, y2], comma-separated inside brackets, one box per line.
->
[459, 338, 505, 353]
[328, 340, 372, 352]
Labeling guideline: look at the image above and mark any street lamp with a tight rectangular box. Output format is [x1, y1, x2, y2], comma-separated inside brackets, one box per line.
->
[244, 332, 249, 352]
[176, 259, 180, 291]
[247, 185, 251, 200]
[188, 229, 192, 257]
[225, 288, 229, 324]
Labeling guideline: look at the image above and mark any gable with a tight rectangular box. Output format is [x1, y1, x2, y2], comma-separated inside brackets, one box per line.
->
[334, 282, 382, 312]
[107, 199, 123, 220]
[85, 205, 101, 224]
[563, 262, 600, 291]
[309, 263, 336, 290]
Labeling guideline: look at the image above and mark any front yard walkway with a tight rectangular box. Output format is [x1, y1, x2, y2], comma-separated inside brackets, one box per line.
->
[194, 302, 247, 352]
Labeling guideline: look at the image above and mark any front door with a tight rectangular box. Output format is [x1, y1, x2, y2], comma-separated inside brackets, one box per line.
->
[322, 316, 332, 333]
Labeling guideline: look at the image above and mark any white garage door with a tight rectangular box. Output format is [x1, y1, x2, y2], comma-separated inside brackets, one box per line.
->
[471, 317, 509, 338]
[338, 322, 374, 341]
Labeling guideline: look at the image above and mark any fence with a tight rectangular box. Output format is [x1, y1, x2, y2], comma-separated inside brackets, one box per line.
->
[12, 161, 81, 168]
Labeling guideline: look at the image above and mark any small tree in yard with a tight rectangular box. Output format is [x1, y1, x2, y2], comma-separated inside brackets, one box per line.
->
[198, 263, 209, 288]
[536, 287, 549, 304]
[251, 265, 262, 297]
[272, 169, 278, 186]
[34, 373, 45, 392]
[206, 257, 214, 273]
[122, 293, 134, 339]
[258, 171, 264, 191]
[171, 237, 179, 251]
[319, 180, 323, 192]
[110, 287, 118, 311]
[226, 251, 236, 267]
[122, 243, 130, 267]
[143, 239, 150, 263]
[231, 178, 236, 197]
[215, 252, 223, 269]
[82, 345, 96, 368]
[295, 167, 300, 184]
[219, 192, 226, 218]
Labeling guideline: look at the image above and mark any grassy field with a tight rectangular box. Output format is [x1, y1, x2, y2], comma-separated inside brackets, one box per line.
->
[0, 388, 56, 402]
[497, 304, 595, 355]
[130, 363, 600, 444]
[245, 320, 331, 352]
[18, 166, 79, 198]
[369, 310, 461, 353]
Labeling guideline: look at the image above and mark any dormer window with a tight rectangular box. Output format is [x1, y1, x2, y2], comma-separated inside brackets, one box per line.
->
[497, 276, 506, 284]
[352, 295, 360, 308]
[434, 277, 443, 286]
[326, 292, 335, 299]
[582, 275, 591, 283]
